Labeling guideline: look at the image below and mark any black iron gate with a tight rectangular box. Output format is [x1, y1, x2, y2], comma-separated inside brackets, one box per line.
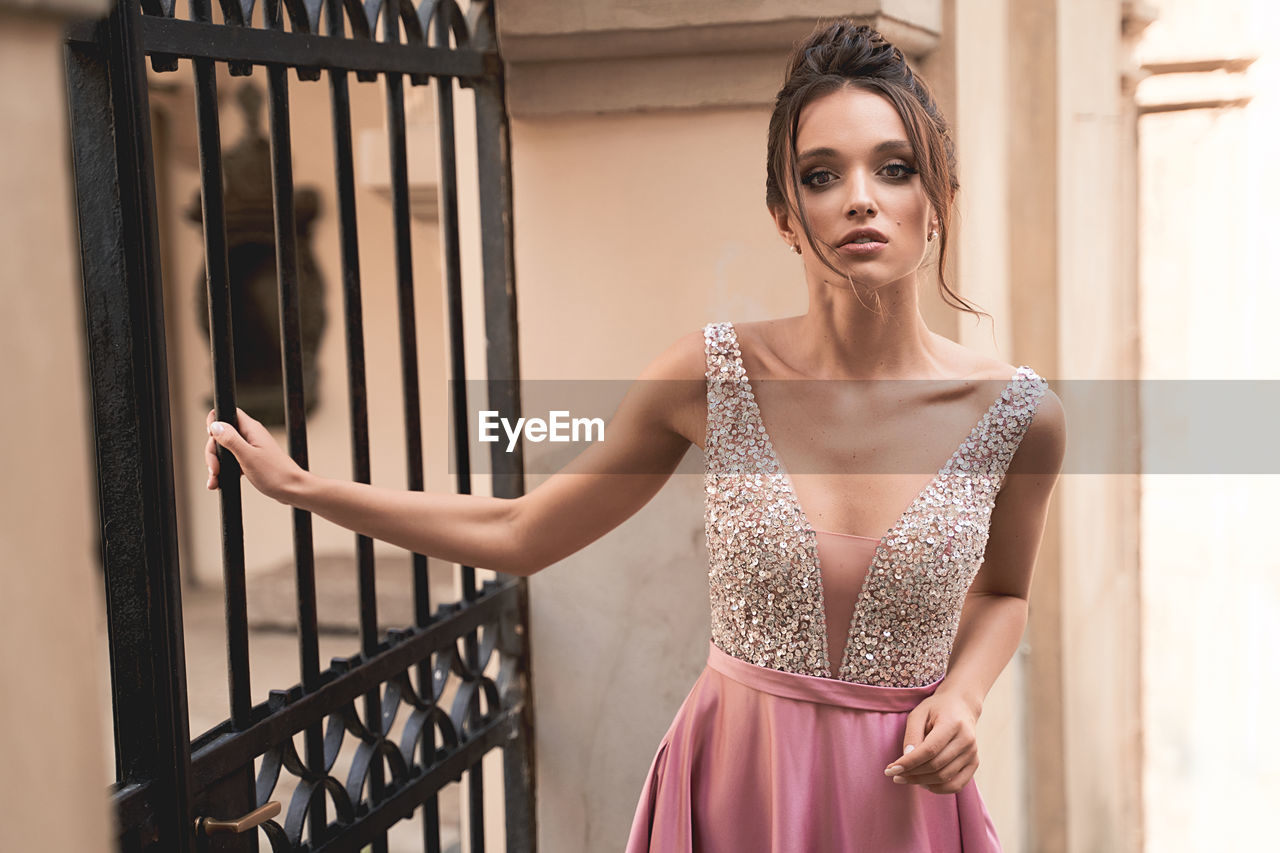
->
[63, 0, 534, 850]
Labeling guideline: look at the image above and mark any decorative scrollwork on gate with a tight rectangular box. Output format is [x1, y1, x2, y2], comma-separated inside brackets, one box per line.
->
[136, 0, 473, 45]
[170, 579, 525, 851]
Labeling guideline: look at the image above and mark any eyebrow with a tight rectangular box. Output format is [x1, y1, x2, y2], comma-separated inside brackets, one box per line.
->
[797, 140, 914, 161]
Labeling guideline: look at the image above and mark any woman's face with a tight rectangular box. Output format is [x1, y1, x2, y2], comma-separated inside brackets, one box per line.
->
[779, 85, 936, 289]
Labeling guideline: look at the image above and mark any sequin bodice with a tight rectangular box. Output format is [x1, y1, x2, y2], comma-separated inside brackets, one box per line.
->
[703, 321, 1048, 687]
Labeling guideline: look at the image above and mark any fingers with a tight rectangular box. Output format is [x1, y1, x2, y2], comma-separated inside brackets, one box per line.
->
[207, 407, 260, 441]
[886, 707, 937, 775]
[234, 406, 268, 443]
[884, 703, 978, 794]
[207, 416, 250, 490]
[894, 738, 971, 786]
[206, 410, 221, 489]
[887, 729, 947, 780]
[920, 753, 978, 795]
[206, 436, 218, 489]
[206, 408, 261, 491]
[885, 704, 929, 776]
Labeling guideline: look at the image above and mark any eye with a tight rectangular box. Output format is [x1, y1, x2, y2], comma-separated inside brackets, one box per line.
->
[800, 168, 836, 188]
[883, 162, 919, 180]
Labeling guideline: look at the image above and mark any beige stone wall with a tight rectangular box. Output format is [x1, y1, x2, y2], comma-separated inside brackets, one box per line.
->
[0, 5, 113, 853]
[1054, 0, 1146, 847]
[512, 106, 793, 851]
[952, 0, 1027, 844]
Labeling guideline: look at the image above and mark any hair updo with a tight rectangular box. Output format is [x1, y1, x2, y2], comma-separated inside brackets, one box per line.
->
[766, 20, 987, 321]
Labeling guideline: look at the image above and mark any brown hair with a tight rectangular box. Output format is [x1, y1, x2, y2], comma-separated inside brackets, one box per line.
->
[766, 20, 988, 322]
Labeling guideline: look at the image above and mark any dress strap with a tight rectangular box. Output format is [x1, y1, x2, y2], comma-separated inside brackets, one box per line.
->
[980, 366, 1050, 488]
[703, 322, 749, 469]
[703, 321, 745, 384]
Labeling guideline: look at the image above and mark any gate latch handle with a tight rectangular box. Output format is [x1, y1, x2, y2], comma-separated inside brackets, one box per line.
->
[194, 801, 281, 835]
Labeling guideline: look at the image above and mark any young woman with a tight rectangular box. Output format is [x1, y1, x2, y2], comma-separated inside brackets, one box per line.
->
[205, 19, 1066, 852]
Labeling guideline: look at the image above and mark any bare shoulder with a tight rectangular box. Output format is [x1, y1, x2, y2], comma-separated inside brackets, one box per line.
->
[936, 336, 1066, 476]
[731, 317, 791, 357]
[638, 325, 710, 383]
[929, 333, 1020, 383]
[634, 325, 713, 449]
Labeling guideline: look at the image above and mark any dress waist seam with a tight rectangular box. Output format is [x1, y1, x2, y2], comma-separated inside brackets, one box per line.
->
[706, 639, 942, 711]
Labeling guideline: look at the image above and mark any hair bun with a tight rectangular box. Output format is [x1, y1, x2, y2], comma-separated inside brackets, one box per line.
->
[792, 19, 903, 79]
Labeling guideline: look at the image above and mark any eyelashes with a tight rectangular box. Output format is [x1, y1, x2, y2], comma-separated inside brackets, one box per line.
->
[800, 162, 918, 188]
[800, 169, 835, 188]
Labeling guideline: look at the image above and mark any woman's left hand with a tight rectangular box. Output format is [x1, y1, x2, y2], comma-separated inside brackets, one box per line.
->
[883, 691, 981, 794]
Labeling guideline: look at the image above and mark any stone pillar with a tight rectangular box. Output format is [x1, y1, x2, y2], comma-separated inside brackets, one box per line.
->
[1053, 1, 1147, 850]
[0, 0, 114, 851]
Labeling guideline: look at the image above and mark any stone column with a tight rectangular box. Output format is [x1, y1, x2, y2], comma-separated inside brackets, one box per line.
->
[0, 0, 114, 851]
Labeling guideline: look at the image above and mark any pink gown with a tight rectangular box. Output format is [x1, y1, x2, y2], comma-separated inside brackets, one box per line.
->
[624, 321, 1048, 852]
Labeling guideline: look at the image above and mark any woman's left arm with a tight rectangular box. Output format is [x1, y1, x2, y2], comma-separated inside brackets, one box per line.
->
[885, 387, 1067, 794]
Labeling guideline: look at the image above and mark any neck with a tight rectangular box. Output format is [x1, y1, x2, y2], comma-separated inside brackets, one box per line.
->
[789, 270, 940, 380]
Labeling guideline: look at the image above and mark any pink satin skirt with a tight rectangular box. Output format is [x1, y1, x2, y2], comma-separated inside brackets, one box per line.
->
[624, 640, 1002, 852]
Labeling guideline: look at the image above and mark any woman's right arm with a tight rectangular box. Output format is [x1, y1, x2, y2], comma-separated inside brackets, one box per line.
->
[205, 329, 707, 577]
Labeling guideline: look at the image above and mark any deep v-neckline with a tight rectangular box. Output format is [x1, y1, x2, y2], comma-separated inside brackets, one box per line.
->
[722, 321, 1025, 676]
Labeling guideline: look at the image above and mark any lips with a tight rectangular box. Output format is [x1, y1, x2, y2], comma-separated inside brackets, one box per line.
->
[839, 227, 889, 246]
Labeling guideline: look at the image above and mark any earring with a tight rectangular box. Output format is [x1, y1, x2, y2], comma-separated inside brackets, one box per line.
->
[791, 244, 801, 254]
[928, 230, 938, 242]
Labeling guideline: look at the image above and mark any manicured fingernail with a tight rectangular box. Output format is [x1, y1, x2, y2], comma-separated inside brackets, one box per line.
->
[210, 422, 224, 436]
[904, 745, 915, 754]
[892, 776, 907, 784]
[885, 765, 903, 776]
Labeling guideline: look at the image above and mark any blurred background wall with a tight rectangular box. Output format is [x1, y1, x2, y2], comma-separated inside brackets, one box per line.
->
[1134, 0, 1279, 850]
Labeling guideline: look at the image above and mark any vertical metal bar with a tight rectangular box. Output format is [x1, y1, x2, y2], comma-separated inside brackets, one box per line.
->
[324, 40, 379, 669]
[64, 0, 196, 848]
[382, 2, 428, 608]
[324, 1, 388, 850]
[263, 0, 329, 845]
[469, 5, 524, 493]
[427, 6, 467, 849]
[467, 3, 537, 848]
[434, 8, 471, 585]
[189, 0, 253, 735]
[431, 3, 486, 846]
[384, 0, 442, 844]
[187, 0, 260, 845]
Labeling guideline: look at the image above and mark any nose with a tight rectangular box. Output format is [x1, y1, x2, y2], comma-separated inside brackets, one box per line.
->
[845, 170, 876, 217]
